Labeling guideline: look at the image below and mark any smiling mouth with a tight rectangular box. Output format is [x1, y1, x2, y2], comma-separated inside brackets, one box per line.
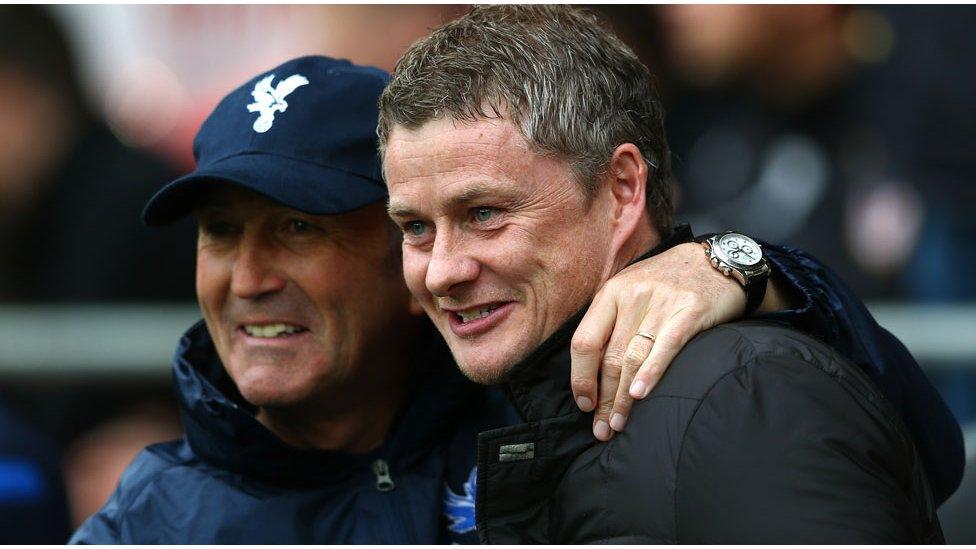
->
[241, 323, 308, 338]
[454, 303, 503, 324]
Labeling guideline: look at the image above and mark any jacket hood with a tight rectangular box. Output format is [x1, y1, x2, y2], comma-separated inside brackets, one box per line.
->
[172, 320, 479, 485]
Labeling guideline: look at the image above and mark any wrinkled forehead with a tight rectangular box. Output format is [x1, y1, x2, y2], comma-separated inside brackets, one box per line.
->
[385, 116, 530, 170]
[383, 116, 565, 213]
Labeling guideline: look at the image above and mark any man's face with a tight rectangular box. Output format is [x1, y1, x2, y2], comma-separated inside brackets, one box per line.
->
[385, 117, 616, 384]
[195, 184, 417, 409]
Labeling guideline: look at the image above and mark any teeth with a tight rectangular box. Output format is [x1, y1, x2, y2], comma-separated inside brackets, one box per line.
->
[457, 304, 500, 324]
[243, 324, 301, 338]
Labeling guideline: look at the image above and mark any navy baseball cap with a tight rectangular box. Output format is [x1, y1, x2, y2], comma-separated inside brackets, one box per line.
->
[143, 55, 390, 226]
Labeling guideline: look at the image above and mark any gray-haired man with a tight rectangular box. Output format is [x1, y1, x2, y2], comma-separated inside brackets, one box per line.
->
[381, 5, 948, 543]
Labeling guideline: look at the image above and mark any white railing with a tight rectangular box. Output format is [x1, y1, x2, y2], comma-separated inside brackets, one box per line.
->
[0, 303, 973, 375]
[0, 305, 200, 376]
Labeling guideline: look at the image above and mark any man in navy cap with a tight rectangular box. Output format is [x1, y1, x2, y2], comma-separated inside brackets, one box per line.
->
[71, 56, 488, 544]
[70, 55, 960, 543]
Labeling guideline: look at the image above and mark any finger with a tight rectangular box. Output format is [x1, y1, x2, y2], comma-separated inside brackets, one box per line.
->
[592, 350, 618, 441]
[593, 304, 641, 440]
[607, 332, 655, 433]
[570, 289, 618, 412]
[626, 311, 663, 399]
[629, 307, 700, 400]
[597, 299, 642, 403]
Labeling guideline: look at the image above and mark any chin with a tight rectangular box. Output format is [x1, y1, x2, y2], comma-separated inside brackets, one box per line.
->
[235, 381, 292, 408]
[457, 362, 510, 385]
[229, 365, 301, 408]
[450, 340, 527, 386]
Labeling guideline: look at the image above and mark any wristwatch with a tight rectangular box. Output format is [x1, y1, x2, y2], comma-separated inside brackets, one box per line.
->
[701, 231, 771, 315]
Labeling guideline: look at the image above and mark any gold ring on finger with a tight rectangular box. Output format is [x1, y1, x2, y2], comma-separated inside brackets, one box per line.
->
[635, 330, 656, 342]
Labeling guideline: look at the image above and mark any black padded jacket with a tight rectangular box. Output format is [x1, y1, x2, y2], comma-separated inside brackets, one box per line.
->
[476, 317, 943, 543]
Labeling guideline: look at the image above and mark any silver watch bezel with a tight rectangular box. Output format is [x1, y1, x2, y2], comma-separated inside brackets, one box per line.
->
[703, 231, 771, 287]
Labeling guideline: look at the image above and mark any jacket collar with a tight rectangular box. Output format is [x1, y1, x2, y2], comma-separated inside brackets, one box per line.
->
[501, 225, 694, 422]
[172, 320, 479, 485]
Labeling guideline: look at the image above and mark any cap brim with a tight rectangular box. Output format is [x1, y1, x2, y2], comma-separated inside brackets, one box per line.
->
[142, 153, 387, 226]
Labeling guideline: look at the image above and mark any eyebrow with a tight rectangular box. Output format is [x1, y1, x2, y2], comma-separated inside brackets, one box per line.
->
[386, 200, 415, 219]
[452, 182, 499, 205]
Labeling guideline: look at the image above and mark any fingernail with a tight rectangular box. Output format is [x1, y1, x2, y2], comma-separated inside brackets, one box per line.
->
[610, 412, 627, 432]
[577, 396, 593, 411]
[629, 380, 647, 399]
[594, 420, 611, 440]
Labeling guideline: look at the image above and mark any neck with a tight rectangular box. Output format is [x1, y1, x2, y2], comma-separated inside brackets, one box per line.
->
[612, 218, 661, 276]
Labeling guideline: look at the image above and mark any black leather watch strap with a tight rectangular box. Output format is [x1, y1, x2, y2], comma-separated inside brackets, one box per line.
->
[743, 270, 769, 316]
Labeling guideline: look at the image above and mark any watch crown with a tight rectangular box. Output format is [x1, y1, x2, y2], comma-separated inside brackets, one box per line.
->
[723, 267, 732, 276]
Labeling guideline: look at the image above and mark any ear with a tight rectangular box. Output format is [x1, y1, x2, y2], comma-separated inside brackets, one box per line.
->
[605, 143, 650, 259]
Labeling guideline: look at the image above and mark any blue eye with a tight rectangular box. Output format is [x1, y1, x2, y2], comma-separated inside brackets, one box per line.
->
[474, 207, 494, 222]
[407, 221, 427, 236]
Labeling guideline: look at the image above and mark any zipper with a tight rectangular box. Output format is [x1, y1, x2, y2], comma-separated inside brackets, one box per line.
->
[372, 458, 395, 492]
[370, 458, 419, 542]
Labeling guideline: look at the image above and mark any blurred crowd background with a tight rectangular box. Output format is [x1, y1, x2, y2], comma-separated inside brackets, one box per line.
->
[0, 4, 973, 543]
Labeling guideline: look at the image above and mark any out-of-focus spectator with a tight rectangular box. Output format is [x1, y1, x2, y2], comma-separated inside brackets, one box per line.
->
[656, 5, 924, 299]
[62, 402, 181, 528]
[871, 7, 976, 425]
[648, 5, 976, 428]
[0, 7, 195, 542]
[309, 5, 466, 72]
[0, 398, 71, 544]
[0, 5, 196, 302]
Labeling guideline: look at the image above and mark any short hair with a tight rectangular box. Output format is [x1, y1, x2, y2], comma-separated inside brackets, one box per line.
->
[378, 5, 674, 235]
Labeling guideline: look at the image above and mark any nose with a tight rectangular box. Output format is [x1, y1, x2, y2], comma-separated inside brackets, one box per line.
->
[230, 231, 287, 299]
[425, 230, 480, 297]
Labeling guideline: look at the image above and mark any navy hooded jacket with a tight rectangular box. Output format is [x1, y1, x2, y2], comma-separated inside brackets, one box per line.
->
[70, 322, 516, 544]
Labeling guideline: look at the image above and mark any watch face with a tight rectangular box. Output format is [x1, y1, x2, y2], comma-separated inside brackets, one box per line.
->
[717, 233, 762, 267]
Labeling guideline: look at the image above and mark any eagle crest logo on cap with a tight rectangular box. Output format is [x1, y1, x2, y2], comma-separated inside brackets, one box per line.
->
[246, 73, 309, 133]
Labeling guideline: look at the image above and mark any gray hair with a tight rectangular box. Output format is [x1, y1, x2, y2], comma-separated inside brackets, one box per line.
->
[377, 4, 674, 235]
